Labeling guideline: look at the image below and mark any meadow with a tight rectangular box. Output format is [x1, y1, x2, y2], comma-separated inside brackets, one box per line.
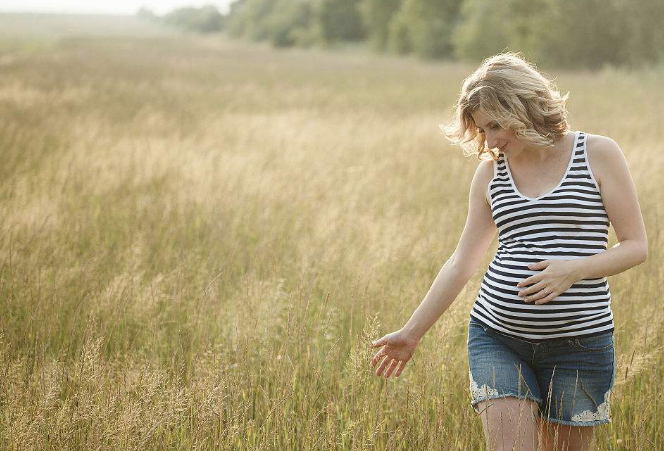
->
[0, 14, 661, 450]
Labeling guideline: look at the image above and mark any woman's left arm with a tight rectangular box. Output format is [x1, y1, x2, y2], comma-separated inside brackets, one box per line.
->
[571, 135, 649, 280]
[517, 136, 648, 304]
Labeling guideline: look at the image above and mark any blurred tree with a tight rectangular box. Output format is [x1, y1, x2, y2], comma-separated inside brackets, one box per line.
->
[452, 0, 510, 62]
[267, 0, 315, 47]
[615, 0, 664, 67]
[163, 5, 225, 33]
[222, 0, 664, 68]
[538, 0, 625, 69]
[388, 0, 463, 59]
[136, 6, 158, 21]
[359, 0, 402, 51]
[315, 0, 366, 43]
[453, 0, 626, 69]
[226, 0, 364, 47]
[225, 0, 276, 40]
[502, 0, 551, 64]
[387, 8, 412, 54]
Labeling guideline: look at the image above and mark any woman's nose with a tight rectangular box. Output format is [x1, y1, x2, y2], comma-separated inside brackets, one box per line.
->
[486, 137, 499, 149]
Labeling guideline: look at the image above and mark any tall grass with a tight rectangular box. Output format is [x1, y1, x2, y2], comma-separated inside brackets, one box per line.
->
[0, 17, 661, 449]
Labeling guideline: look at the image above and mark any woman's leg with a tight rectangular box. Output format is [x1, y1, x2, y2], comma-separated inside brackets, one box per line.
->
[476, 397, 539, 451]
[532, 332, 613, 450]
[538, 418, 594, 451]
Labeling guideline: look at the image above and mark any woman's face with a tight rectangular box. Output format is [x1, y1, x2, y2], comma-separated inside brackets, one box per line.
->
[470, 109, 523, 155]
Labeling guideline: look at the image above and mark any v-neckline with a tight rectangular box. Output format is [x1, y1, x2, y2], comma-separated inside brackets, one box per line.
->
[503, 131, 579, 201]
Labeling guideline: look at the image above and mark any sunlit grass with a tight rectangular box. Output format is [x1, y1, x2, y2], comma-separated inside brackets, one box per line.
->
[0, 16, 661, 449]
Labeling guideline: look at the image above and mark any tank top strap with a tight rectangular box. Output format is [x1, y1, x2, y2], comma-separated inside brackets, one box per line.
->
[494, 151, 507, 177]
[576, 131, 587, 162]
[488, 152, 513, 210]
[568, 131, 601, 192]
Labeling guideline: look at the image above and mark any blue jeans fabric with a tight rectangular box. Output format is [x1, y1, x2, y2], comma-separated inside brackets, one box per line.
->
[467, 316, 615, 427]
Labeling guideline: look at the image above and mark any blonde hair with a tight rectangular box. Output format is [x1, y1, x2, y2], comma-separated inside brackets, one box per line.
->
[442, 52, 570, 161]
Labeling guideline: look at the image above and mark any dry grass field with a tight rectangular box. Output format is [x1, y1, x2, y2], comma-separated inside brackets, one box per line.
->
[0, 14, 661, 450]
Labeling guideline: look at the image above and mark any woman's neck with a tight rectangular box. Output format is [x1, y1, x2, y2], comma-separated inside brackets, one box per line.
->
[513, 131, 575, 166]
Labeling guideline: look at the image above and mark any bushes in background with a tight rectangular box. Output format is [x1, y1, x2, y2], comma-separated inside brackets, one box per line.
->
[140, 0, 664, 69]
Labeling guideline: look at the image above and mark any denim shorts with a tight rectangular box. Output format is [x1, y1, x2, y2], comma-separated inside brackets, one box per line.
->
[467, 316, 615, 427]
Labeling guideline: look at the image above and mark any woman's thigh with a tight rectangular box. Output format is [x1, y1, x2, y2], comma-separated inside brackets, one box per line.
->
[535, 332, 615, 428]
[467, 318, 543, 411]
[477, 397, 539, 451]
[538, 417, 595, 451]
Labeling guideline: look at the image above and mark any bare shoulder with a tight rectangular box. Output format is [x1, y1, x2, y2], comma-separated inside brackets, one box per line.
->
[472, 158, 495, 206]
[585, 133, 626, 190]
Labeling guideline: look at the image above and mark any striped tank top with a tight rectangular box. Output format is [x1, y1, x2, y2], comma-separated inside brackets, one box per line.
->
[471, 131, 614, 340]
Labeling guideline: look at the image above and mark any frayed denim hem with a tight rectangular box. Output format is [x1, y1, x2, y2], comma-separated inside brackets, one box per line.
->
[541, 416, 611, 427]
[471, 393, 544, 415]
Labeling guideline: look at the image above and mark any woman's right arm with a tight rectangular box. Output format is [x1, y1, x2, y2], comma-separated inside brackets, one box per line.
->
[371, 159, 498, 377]
[401, 158, 497, 339]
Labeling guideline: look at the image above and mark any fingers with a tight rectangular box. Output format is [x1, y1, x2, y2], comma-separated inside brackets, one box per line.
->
[370, 333, 410, 379]
[371, 353, 409, 378]
[520, 283, 549, 303]
[375, 356, 392, 376]
[517, 273, 541, 289]
[534, 291, 557, 305]
[384, 359, 399, 378]
[376, 357, 407, 379]
[371, 336, 387, 348]
[526, 287, 557, 304]
[516, 278, 531, 288]
[518, 282, 541, 300]
[371, 350, 386, 368]
[395, 360, 407, 377]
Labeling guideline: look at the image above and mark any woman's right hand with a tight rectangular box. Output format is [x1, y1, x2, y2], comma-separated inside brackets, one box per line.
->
[370, 329, 419, 378]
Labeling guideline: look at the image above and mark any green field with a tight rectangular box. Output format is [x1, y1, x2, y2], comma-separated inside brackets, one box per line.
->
[0, 14, 660, 450]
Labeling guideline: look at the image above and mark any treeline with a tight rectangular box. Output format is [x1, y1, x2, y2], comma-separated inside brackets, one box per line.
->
[137, 5, 224, 34]
[223, 0, 664, 69]
[137, 0, 664, 69]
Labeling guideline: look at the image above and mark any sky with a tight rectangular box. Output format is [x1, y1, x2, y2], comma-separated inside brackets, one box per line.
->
[0, 0, 236, 15]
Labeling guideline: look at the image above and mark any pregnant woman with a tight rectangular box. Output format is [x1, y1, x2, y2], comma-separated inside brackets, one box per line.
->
[369, 53, 648, 451]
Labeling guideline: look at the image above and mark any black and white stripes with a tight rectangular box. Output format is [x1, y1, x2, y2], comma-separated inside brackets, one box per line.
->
[471, 131, 614, 340]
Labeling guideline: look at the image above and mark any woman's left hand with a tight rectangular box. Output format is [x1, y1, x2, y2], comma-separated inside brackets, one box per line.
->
[517, 259, 581, 305]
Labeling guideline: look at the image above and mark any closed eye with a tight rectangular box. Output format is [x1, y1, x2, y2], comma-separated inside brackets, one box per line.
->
[477, 122, 500, 134]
